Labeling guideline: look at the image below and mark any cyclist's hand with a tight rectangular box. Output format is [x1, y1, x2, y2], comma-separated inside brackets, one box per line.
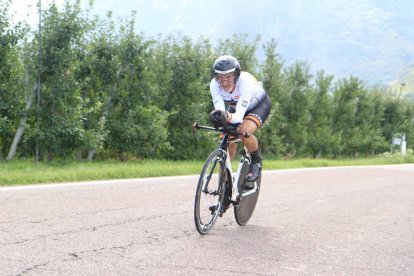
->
[208, 110, 228, 128]
[225, 123, 240, 134]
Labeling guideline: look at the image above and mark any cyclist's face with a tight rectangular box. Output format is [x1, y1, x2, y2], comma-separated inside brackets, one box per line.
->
[215, 73, 235, 92]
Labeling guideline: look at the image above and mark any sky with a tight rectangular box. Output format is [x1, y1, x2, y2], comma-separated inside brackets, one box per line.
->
[10, 0, 236, 36]
[9, 0, 196, 35]
[9, 0, 61, 25]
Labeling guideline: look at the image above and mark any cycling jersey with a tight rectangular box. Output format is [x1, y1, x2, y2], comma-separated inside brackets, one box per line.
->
[210, 71, 268, 124]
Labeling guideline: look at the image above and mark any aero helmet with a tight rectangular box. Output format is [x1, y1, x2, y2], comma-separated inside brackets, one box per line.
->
[212, 55, 241, 79]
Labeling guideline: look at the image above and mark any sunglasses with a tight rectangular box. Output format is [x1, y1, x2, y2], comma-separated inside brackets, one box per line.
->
[215, 73, 235, 81]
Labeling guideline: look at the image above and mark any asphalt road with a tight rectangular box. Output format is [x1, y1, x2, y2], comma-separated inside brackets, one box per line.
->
[1, 164, 413, 275]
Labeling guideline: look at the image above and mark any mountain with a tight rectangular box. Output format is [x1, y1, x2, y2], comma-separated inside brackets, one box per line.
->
[391, 62, 414, 100]
[103, 0, 414, 85]
[26, 0, 414, 85]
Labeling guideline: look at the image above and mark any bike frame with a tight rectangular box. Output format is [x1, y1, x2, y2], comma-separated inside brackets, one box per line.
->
[195, 123, 258, 203]
[222, 137, 258, 202]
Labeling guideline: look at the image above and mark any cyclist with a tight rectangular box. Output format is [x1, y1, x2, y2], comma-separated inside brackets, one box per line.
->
[208, 55, 271, 186]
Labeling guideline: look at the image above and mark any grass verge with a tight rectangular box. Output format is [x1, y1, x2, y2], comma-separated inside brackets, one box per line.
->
[0, 153, 412, 186]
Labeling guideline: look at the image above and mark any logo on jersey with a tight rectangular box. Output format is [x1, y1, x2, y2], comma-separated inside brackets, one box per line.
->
[242, 100, 248, 107]
[224, 99, 238, 105]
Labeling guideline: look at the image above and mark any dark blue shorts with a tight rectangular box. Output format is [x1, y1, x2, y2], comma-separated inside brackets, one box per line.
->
[228, 94, 271, 128]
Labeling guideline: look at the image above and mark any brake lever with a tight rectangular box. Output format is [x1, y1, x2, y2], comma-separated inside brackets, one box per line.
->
[224, 125, 250, 138]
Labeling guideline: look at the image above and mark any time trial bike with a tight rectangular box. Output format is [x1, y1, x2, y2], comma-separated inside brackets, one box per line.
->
[193, 122, 262, 235]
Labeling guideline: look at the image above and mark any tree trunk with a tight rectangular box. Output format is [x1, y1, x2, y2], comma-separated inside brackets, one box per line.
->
[6, 116, 29, 161]
[47, 150, 54, 161]
[87, 149, 96, 161]
[75, 148, 83, 161]
[7, 75, 34, 161]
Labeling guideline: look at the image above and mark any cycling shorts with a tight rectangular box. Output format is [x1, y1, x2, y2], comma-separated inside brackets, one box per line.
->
[228, 94, 271, 128]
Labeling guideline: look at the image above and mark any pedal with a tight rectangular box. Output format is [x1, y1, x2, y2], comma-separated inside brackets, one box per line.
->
[209, 204, 218, 214]
[219, 208, 227, 217]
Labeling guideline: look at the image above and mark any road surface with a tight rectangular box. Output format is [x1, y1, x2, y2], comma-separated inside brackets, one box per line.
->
[1, 164, 413, 275]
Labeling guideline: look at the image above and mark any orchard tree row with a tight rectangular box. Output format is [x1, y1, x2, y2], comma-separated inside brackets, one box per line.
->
[1, 0, 413, 161]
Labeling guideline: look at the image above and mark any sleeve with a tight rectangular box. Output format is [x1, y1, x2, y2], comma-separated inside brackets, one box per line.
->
[209, 79, 226, 111]
[228, 78, 254, 124]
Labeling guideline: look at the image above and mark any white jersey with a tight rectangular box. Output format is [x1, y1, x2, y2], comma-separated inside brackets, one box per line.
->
[210, 71, 267, 124]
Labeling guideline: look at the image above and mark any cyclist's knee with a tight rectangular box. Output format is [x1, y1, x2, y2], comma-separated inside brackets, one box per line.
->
[239, 121, 257, 134]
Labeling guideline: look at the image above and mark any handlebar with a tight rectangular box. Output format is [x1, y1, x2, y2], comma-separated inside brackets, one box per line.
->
[192, 122, 250, 138]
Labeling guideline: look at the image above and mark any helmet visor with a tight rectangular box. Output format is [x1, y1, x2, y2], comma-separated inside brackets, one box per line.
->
[215, 72, 236, 83]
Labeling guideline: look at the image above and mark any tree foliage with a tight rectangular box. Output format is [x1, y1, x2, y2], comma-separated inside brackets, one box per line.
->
[1, 1, 413, 161]
[0, 0, 26, 158]
[307, 70, 334, 158]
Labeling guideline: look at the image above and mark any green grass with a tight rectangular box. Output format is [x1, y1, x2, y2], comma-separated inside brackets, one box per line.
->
[0, 152, 412, 186]
[263, 157, 392, 170]
[0, 159, 205, 186]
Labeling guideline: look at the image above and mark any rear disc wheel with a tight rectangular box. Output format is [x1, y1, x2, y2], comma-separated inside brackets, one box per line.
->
[234, 160, 261, 226]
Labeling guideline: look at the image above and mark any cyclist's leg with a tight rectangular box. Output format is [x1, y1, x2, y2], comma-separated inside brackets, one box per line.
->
[239, 95, 271, 182]
[238, 120, 259, 152]
[227, 106, 239, 161]
[228, 143, 237, 160]
[238, 121, 262, 184]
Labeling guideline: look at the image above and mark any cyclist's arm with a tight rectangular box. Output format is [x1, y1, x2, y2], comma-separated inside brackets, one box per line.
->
[228, 80, 254, 124]
[210, 79, 226, 111]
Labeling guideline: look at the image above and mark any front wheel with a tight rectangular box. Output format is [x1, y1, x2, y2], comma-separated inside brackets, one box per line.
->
[194, 150, 226, 235]
[234, 160, 261, 226]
